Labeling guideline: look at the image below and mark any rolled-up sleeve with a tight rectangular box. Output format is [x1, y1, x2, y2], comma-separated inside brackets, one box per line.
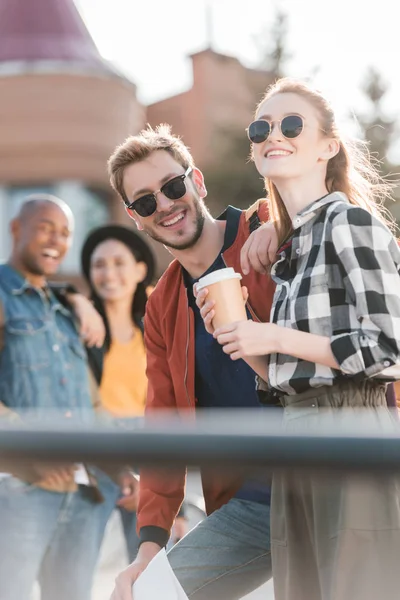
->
[327, 207, 400, 378]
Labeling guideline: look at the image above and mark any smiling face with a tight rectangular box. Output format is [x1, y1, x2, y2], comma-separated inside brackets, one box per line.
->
[12, 201, 72, 279]
[252, 92, 334, 184]
[89, 239, 146, 304]
[122, 150, 208, 251]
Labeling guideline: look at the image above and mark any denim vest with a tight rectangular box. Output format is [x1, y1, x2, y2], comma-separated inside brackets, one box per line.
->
[0, 264, 93, 422]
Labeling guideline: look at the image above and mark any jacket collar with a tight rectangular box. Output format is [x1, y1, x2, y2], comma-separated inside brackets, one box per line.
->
[292, 191, 348, 230]
[0, 263, 41, 295]
[0, 264, 60, 308]
[180, 205, 244, 286]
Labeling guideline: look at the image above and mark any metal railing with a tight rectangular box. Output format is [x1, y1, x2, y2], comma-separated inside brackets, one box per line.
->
[1, 408, 399, 473]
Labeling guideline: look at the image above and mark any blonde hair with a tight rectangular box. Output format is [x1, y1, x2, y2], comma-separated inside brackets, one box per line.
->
[253, 78, 396, 245]
[108, 124, 195, 204]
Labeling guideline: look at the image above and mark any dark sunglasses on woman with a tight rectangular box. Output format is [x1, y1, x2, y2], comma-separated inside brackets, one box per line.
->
[126, 166, 193, 217]
[247, 115, 304, 144]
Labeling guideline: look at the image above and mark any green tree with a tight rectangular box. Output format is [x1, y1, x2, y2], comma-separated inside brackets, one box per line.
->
[356, 67, 397, 176]
[204, 10, 290, 215]
[204, 129, 265, 216]
[356, 67, 400, 223]
[253, 10, 291, 79]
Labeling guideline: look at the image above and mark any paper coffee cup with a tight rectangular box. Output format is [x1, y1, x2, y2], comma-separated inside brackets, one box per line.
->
[197, 267, 247, 329]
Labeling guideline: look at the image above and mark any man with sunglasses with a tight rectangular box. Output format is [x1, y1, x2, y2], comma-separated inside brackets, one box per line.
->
[108, 124, 278, 600]
[0, 195, 122, 600]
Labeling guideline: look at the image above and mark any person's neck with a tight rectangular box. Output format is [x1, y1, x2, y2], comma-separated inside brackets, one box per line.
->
[105, 298, 134, 326]
[8, 257, 46, 288]
[170, 217, 226, 279]
[105, 298, 136, 343]
[274, 175, 330, 220]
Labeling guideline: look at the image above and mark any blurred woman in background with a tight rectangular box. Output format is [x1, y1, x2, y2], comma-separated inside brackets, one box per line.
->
[81, 224, 187, 562]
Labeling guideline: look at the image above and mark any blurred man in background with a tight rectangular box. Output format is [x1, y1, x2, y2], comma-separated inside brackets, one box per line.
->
[0, 195, 118, 600]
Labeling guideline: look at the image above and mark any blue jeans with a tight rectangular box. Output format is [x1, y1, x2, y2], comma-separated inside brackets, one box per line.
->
[168, 498, 271, 600]
[90, 470, 140, 564]
[0, 472, 117, 600]
[119, 506, 140, 562]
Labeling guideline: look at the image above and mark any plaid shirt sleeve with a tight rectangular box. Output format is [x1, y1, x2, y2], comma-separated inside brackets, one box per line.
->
[327, 206, 400, 378]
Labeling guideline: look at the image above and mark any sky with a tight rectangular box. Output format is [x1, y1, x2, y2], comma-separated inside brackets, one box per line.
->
[76, 0, 400, 157]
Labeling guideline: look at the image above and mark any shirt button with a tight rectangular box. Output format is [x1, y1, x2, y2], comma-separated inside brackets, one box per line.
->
[52, 344, 60, 352]
[384, 361, 391, 367]
[295, 248, 300, 255]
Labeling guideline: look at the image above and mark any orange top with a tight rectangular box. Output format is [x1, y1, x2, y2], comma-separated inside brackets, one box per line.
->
[100, 328, 147, 417]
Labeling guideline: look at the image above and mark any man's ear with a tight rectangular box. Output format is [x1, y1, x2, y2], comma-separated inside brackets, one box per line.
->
[192, 167, 207, 199]
[124, 206, 143, 231]
[9, 218, 20, 239]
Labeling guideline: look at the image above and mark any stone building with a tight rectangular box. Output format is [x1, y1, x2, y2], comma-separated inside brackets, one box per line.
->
[147, 48, 272, 169]
[0, 1, 273, 279]
[0, 0, 144, 277]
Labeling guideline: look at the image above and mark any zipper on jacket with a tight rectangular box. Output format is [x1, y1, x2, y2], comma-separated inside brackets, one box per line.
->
[184, 289, 191, 406]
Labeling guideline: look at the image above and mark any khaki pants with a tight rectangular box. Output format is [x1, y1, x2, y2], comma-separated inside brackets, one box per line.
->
[271, 380, 400, 600]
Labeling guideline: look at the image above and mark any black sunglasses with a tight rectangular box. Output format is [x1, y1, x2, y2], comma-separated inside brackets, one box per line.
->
[126, 166, 193, 217]
[247, 115, 304, 144]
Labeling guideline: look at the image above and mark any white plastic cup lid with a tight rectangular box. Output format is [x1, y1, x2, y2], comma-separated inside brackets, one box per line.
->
[196, 267, 242, 290]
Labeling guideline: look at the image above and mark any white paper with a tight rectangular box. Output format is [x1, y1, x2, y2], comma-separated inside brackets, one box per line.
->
[74, 464, 90, 485]
[379, 364, 400, 378]
[133, 549, 188, 600]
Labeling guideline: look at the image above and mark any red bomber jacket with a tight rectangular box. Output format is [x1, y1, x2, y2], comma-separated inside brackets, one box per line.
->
[138, 200, 276, 547]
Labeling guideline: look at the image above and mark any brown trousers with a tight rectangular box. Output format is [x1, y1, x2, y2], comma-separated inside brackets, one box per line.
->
[271, 380, 400, 600]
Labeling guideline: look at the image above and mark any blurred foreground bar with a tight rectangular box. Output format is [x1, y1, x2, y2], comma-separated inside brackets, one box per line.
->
[0, 408, 400, 473]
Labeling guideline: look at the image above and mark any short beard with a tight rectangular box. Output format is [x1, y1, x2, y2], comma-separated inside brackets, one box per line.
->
[19, 249, 56, 279]
[21, 254, 47, 277]
[147, 197, 207, 251]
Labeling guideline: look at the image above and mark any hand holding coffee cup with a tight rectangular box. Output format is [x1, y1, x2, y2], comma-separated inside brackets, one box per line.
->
[195, 268, 248, 335]
[195, 287, 219, 335]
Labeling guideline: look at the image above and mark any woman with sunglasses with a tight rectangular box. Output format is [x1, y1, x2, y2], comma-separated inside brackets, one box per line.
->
[198, 78, 400, 599]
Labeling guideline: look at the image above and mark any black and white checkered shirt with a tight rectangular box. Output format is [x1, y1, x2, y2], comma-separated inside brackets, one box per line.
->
[267, 192, 400, 395]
